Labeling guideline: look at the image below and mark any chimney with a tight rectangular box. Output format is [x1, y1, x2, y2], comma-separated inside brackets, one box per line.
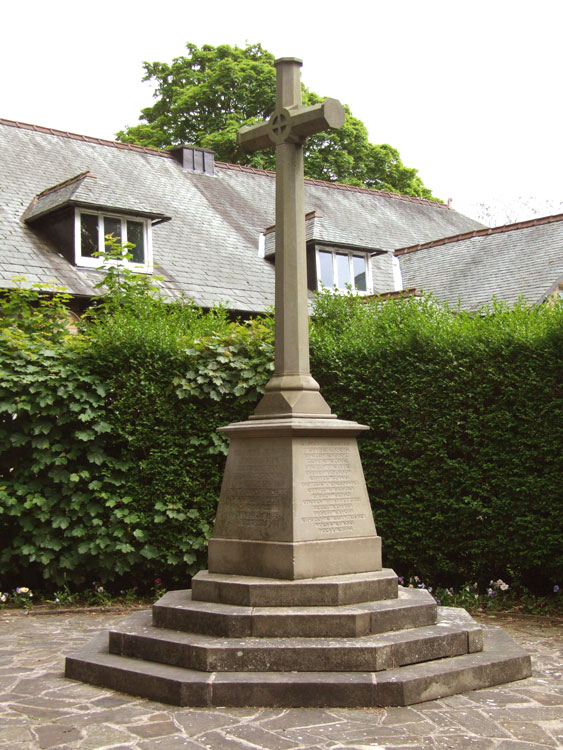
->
[168, 145, 215, 175]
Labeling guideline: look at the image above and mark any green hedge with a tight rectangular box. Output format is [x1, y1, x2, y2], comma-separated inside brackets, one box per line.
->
[1, 283, 561, 593]
[310, 293, 563, 591]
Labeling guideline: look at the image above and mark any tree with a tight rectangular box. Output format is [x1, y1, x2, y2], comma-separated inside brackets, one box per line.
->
[117, 43, 437, 201]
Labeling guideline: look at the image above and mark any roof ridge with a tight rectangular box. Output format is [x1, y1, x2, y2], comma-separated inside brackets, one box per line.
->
[216, 159, 446, 207]
[1, 117, 446, 208]
[36, 170, 95, 199]
[0, 117, 173, 158]
[394, 212, 563, 256]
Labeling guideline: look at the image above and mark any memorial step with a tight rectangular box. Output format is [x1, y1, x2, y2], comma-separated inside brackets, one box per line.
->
[153, 587, 437, 638]
[108, 607, 482, 673]
[191, 568, 399, 607]
[65, 624, 531, 708]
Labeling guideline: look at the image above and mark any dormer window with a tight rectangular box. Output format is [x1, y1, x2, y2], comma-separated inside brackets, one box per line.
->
[263, 212, 384, 295]
[23, 172, 169, 275]
[316, 248, 371, 293]
[76, 210, 152, 271]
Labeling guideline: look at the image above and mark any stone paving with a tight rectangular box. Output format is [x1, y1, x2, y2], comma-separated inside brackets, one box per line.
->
[0, 607, 561, 749]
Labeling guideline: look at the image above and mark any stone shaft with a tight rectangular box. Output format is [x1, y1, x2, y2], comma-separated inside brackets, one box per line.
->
[238, 57, 345, 418]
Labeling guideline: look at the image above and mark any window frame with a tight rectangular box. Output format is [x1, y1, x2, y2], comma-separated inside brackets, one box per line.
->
[74, 209, 153, 272]
[315, 246, 372, 294]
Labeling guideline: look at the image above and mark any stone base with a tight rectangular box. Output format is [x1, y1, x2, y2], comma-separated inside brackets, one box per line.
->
[65, 616, 531, 708]
[208, 536, 382, 579]
[208, 416, 381, 580]
[191, 568, 398, 606]
[65, 570, 531, 707]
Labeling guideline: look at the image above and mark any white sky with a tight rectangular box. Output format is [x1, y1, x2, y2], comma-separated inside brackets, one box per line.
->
[3, 0, 563, 223]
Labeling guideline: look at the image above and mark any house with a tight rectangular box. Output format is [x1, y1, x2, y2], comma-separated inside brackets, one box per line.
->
[1, 117, 487, 316]
[2, 117, 561, 313]
[396, 215, 563, 310]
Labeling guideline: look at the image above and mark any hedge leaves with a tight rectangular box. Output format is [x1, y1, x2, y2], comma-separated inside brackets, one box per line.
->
[1, 283, 561, 592]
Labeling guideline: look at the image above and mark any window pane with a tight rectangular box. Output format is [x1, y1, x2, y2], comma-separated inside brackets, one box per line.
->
[103, 216, 122, 254]
[353, 255, 367, 291]
[126, 220, 145, 263]
[335, 253, 351, 290]
[80, 214, 99, 258]
[318, 250, 334, 287]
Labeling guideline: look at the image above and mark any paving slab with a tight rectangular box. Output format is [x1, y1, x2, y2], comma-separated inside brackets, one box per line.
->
[0, 607, 561, 749]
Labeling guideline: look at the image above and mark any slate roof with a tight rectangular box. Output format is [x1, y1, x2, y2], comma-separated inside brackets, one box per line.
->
[0, 118, 485, 313]
[23, 171, 171, 224]
[396, 215, 563, 310]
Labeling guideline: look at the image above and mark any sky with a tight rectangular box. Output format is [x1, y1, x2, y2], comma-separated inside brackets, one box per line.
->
[2, 0, 563, 224]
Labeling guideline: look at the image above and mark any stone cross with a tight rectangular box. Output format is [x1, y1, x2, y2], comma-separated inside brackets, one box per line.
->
[238, 58, 345, 419]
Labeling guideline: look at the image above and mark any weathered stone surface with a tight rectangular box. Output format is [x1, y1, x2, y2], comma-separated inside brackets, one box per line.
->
[0, 726, 35, 745]
[208, 534, 382, 581]
[128, 720, 179, 738]
[65, 632, 211, 707]
[437, 605, 484, 652]
[209, 426, 382, 580]
[34, 723, 82, 748]
[237, 57, 344, 422]
[65, 618, 531, 708]
[373, 627, 532, 707]
[108, 609, 478, 673]
[152, 587, 437, 639]
[191, 569, 398, 607]
[59, 55, 537, 715]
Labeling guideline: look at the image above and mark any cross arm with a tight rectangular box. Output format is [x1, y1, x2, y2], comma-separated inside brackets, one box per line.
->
[238, 98, 346, 154]
[289, 99, 346, 140]
[238, 120, 272, 153]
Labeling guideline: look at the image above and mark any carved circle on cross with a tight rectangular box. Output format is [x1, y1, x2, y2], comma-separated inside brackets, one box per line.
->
[269, 107, 292, 145]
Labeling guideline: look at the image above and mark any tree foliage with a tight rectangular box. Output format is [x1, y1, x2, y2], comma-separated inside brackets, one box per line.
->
[116, 43, 436, 200]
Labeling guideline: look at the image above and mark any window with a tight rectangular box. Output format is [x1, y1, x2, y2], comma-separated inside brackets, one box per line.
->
[316, 248, 371, 292]
[75, 210, 152, 271]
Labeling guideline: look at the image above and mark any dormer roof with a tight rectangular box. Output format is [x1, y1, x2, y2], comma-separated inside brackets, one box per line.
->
[23, 171, 170, 225]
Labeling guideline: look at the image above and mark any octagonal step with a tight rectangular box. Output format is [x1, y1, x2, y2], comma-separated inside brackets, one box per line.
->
[109, 607, 482, 672]
[65, 624, 531, 707]
[191, 568, 399, 607]
[152, 587, 437, 638]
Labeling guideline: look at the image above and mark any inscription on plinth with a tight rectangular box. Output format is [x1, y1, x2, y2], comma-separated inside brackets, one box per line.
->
[212, 439, 293, 542]
[295, 439, 375, 542]
[212, 434, 377, 547]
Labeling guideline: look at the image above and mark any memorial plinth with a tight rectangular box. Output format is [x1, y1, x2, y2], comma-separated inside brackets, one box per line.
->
[65, 56, 532, 706]
[208, 418, 382, 580]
